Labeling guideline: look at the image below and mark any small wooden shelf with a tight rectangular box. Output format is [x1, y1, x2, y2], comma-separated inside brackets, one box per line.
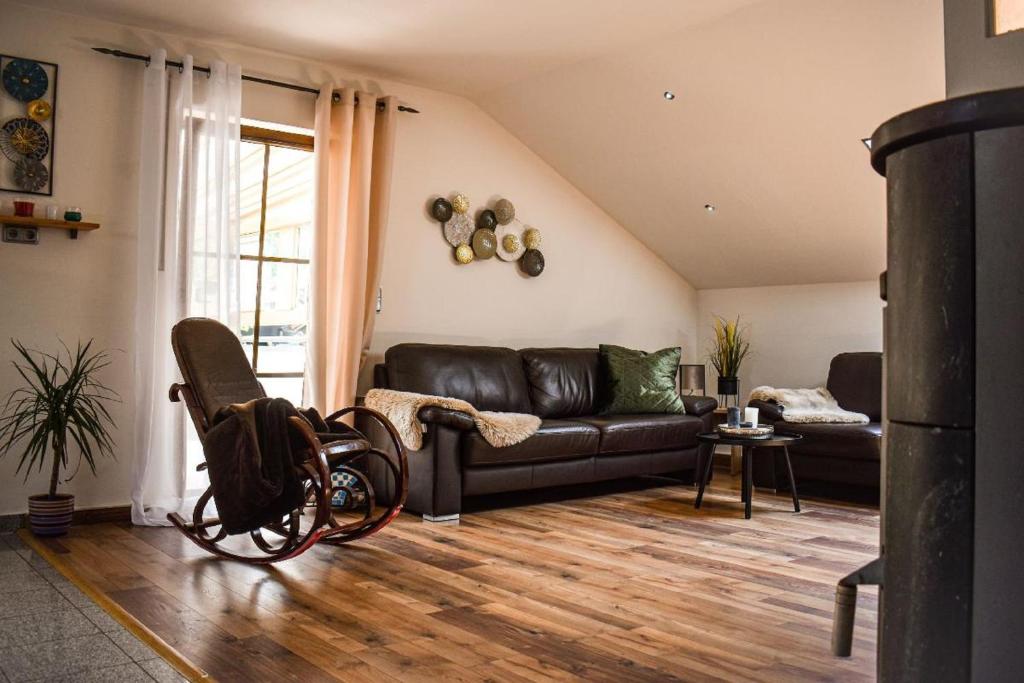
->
[1, 214, 100, 239]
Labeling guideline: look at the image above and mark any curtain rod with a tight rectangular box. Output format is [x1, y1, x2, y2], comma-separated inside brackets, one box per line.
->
[92, 47, 420, 113]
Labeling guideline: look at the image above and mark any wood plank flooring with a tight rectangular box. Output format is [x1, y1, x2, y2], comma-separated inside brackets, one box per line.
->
[33, 473, 879, 682]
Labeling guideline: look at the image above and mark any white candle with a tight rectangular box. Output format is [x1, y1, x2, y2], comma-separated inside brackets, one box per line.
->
[745, 407, 759, 426]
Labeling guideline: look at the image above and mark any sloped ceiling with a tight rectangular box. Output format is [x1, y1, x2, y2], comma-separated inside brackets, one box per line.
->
[22, 0, 945, 288]
[20, 0, 763, 96]
[478, 0, 945, 288]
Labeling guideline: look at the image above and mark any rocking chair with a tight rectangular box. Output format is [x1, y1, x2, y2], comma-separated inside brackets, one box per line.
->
[167, 317, 408, 563]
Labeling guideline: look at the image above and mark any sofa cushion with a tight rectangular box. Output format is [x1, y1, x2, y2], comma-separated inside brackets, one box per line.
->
[775, 421, 882, 461]
[577, 414, 703, 454]
[384, 343, 532, 413]
[520, 348, 600, 418]
[827, 352, 882, 422]
[461, 419, 600, 467]
[599, 344, 684, 415]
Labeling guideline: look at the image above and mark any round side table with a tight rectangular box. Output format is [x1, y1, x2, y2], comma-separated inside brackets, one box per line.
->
[695, 432, 803, 519]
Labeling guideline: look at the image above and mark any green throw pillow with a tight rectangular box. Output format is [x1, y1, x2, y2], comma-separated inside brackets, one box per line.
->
[599, 344, 684, 415]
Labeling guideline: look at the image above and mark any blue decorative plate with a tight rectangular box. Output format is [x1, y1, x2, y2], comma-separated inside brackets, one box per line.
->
[3, 59, 48, 102]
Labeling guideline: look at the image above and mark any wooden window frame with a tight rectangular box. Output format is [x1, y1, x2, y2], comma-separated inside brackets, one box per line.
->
[240, 125, 314, 382]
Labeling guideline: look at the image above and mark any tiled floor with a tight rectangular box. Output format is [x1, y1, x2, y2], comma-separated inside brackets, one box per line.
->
[0, 533, 187, 683]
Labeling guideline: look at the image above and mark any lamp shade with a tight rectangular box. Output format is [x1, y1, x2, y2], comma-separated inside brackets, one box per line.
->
[680, 364, 706, 394]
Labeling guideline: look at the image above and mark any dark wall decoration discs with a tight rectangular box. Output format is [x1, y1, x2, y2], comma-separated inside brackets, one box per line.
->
[2, 59, 48, 102]
[443, 212, 473, 247]
[428, 191, 546, 277]
[476, 209, 497, 231]
[471, 228, 496, 259]
[0, 55, 57, 196]
[520, 249, 545, 277]
[495, 198, 515, 225]
[430, 197, 453, 222]
[14, 158, 48, 192]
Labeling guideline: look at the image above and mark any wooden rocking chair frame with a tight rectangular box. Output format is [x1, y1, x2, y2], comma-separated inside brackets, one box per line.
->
[165, 318, 408, 564]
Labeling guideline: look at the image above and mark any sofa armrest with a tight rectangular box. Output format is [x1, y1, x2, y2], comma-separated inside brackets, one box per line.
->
[417, 406, 475, 431]
[747, 398, 785, 423]
[682, 395, 718, 417]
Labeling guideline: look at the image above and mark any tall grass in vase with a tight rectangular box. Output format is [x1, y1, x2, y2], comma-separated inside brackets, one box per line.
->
[707, 316, 750, 399]
[0, 340, 118, 536]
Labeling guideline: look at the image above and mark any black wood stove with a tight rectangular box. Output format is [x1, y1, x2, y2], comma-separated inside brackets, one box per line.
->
[831, 86, 1024, 681]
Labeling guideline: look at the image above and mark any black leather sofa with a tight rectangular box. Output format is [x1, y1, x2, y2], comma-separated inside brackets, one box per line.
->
[747, 352, 882, 496]
[367, 344, 717, 520]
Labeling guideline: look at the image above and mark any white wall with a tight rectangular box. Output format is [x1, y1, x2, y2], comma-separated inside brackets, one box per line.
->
[697, 281, 883, 400]
[0, 2, 698, 515]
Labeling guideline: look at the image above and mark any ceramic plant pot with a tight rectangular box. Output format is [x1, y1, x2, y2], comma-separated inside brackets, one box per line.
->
[27, 493, 74, 536]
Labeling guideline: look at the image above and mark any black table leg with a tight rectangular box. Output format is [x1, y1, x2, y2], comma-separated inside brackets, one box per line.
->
[744, 446, 753, 519]
[740, 447, 749, 503]
[694, 441, 715, 509]
[782, 445, 801, 513]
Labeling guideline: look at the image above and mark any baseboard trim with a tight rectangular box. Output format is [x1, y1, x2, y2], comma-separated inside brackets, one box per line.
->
[18, 529, 211, 682]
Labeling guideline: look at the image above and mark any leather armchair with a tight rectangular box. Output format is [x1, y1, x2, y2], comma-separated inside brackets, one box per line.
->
[752, 352, 883, 498]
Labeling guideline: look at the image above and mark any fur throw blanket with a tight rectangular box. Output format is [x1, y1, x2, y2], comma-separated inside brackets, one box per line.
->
[364, 388, 541, 451]
[749, 386, 869, 424]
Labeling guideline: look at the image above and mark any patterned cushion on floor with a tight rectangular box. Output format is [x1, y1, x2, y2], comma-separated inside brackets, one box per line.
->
[330, 470, 361, 508]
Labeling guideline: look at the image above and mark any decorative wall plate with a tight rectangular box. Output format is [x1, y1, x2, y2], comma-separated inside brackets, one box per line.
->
[476, 209, 497, 231]
[3, 59, 48, 102]
[451, 192, 470, 214]
[471, 228, 496, 259]
[495, 223, 525, 261]
[443, 213, 473, 246]
[523, 226, 542, 250]
[519, 249, 545, 277]
[26, 99, 52, 122]
[13, 158, 48, 191]
[455, 243, 474, 264]
[430, 197, 453, 222]
[0, 117, 50, 161]
[495, 198, 515, 225]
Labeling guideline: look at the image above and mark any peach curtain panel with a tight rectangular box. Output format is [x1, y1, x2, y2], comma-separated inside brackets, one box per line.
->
[305, 88, 398, 414]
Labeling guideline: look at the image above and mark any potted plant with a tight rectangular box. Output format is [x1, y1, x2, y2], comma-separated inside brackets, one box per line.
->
[707, 315, 750, 402]
[0, 340, 118, 536]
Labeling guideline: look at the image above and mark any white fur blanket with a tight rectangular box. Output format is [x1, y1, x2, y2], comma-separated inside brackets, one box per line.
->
[749, 386, 869, 424]
[364, 388, 541, 451]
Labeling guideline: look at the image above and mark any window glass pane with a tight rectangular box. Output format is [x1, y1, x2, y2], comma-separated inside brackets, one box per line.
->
[263, 145, 314, 260]
[240, 141, 265, 257]
[254, 261, 309, 374]
[240, 259, 258, 366]
[259, 376, 304, 406]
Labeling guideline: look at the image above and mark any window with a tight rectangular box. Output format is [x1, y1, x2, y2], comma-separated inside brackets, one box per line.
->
[239, 125, 315, 405]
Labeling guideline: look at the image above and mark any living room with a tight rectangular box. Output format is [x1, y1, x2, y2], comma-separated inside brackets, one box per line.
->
[0, 0, 1020, 681]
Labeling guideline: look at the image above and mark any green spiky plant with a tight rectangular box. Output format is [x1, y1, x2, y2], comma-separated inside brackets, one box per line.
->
[707, 315, 751, 378]
[0, 339, 118, 498]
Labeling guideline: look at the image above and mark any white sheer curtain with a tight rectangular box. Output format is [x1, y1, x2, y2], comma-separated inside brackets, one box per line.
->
[132, 50, 242, 526]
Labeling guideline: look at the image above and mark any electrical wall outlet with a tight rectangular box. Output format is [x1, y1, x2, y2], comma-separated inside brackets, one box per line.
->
[2, 225, 39, 245]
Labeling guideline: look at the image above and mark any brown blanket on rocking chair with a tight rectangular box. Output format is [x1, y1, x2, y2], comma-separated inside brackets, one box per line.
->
[204, 397, 311, 535]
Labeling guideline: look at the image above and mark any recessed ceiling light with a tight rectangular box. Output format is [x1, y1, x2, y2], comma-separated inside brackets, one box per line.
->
[663, 90, 675, 100]
[704, 204, 716, 213]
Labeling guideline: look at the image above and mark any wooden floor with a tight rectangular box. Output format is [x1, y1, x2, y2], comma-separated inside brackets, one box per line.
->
[36, 473, 879, 682]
